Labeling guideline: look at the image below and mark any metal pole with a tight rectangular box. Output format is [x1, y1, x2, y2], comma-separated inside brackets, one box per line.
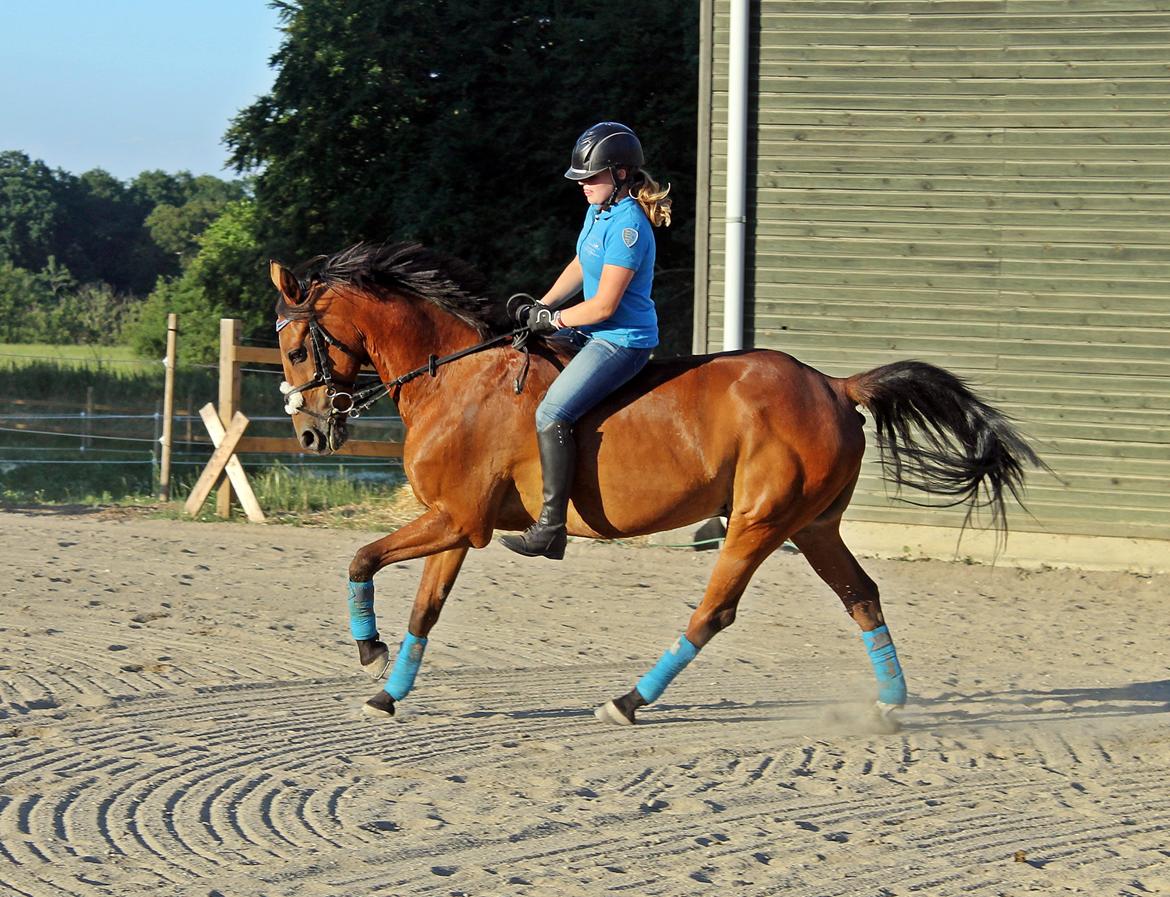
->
[692, 0, 715, 356]
[152, 400, 161, 493]
[185, 391, 194, 446]
[723, 0, 749, 352]
[159, 312, 178, 500]
[81, 386, 94, 452]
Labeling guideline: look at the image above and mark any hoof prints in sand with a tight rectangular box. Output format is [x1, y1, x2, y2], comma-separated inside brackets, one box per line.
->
[3, 671, 1169, 897]
[2, 512, 1169, 896]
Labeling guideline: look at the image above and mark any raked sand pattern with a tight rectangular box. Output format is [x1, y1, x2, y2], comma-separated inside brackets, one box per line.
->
[1, 509, 1168, 896]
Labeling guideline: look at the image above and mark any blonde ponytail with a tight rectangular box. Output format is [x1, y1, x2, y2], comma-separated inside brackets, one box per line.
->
[629, 169, 672, 227]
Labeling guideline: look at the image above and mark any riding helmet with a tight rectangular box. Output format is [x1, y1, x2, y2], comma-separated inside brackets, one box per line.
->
[564, 121, 644, 180]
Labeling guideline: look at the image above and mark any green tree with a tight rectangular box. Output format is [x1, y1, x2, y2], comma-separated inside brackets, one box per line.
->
[227, 0, 698, 353]
[53, 168, 164, 293]
[128, 200, 268, 363]
[146, 175, 248, 265]
[1, 153, 253, 346]
[0, 151, 63, 272]
[0, 261, 74, 342]
[54, 282, 134, 346]
[130, 169, 197, 208]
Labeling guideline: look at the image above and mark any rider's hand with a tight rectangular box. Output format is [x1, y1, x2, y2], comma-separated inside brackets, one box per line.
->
[507, 294, 538, 325]
[523, 304, 561, 334]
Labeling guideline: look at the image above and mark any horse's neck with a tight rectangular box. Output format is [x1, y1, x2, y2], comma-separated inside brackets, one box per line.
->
[362, 301, 483, 422]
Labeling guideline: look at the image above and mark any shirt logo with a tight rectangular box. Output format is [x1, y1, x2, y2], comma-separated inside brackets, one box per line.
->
[622, 227, 639, 248]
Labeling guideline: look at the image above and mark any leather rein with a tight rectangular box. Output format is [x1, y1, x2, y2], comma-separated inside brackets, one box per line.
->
[279, 315, 533, 422]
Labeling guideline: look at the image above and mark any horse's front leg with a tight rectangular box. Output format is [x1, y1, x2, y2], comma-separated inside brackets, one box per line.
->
[343, 509, 472, 719]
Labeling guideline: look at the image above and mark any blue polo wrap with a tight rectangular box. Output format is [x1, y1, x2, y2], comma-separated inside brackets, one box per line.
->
[861, 625, 907, 706]
[347, 579, 377, 641]
[635, 634, 699, 703]
[384, 632, 428, 700]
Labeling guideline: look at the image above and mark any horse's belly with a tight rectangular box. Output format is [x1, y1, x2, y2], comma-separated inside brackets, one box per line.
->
[567, 423, 732, 539]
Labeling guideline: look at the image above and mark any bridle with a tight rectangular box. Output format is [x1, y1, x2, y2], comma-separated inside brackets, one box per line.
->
[279, 317, 382, 420]
[279, 311, 535, 422]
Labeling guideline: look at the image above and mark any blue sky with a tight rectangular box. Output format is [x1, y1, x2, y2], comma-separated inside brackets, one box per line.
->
[1, 1, 283, 181]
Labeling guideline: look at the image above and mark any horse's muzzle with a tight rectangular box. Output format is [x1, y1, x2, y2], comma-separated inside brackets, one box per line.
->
[299, 419, 348, 454]
[299, 426, 328, 453]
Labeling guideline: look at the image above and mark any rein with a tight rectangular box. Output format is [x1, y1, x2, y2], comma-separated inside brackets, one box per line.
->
[281, 316, 533, 422]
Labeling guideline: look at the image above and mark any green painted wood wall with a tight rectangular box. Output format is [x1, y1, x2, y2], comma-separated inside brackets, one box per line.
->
[695, 0, 1170, 541]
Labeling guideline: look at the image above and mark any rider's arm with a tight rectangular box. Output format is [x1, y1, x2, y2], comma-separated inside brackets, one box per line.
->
[556, 264, 635, 328]
[540, 257, 584, 307]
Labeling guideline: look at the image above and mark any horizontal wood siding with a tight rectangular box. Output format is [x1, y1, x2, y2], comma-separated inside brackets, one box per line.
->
[702, 0, 1170, 541]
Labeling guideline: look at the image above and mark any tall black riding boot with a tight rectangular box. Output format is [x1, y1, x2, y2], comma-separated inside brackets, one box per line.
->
[500, 421, 576, 560]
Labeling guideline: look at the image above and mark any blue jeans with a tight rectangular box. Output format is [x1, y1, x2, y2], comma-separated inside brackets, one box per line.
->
[535, 336, 653, 430]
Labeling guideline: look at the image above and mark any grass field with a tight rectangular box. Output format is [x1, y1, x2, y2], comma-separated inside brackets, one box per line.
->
[0, 343, 151, 369]
[1, 344, 410, 522]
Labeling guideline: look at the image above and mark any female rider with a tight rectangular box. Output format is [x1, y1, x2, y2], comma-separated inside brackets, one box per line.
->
[501, 121, 673, 560]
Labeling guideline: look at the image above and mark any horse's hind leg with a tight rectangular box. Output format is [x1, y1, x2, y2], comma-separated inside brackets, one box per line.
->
[791, 520, 908, 723]
[596, 518, 787, 726]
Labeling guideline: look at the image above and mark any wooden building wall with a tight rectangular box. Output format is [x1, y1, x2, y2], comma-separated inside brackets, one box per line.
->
[695, 0, 1170, 543]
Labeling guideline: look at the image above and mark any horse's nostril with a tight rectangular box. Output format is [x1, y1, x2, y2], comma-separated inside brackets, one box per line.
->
[300, 428, 323, 450]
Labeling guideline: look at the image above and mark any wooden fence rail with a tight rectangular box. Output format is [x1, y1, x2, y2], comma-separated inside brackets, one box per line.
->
[206, 318, 404, 519]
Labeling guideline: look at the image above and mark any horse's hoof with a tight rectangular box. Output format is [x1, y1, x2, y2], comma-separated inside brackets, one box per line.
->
[873, 701, 903, 734]
[362, 690, 396, 719]
[357, 639, 391, 679]
[361, 646, 391, 680]
[595, 699, 636, 726]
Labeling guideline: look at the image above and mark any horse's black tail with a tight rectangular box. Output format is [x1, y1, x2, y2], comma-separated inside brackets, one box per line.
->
[843, 360, 1045, 535]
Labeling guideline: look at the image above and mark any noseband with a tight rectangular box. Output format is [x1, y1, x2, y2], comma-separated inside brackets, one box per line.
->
[280, 318, 387, 421]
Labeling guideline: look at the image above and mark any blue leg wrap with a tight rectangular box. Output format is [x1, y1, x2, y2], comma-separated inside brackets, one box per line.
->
[861, 625, 907, 706]
[347, 580, 378, 641]
[635, 635, 699, 703]
[384, 632, 428, 700]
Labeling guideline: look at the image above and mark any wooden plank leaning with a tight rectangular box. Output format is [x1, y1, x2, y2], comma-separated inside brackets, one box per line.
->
[183, 404, 267, 522]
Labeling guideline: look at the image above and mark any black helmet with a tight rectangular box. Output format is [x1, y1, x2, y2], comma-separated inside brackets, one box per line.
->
[564, 121, 644, 180]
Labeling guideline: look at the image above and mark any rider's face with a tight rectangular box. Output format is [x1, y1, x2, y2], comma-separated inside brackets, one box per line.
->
[579, 168, 626, 206]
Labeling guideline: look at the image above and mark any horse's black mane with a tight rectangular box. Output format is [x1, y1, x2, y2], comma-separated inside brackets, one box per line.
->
[285, 242, 512, 337]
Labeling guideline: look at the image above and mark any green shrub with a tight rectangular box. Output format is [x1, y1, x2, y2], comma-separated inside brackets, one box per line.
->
[125, 200, 270, 364]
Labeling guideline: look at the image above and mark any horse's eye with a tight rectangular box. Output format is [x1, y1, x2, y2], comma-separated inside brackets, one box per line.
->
[288, 346, 308, 364]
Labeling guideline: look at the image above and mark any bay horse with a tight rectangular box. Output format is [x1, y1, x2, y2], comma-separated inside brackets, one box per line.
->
[270, 242, 1040, 728]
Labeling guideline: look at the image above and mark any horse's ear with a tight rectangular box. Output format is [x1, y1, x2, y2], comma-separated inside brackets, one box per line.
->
[269, 260, 303, 304]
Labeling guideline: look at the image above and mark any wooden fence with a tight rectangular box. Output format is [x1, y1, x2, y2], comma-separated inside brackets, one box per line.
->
[209, 318, 403, 518]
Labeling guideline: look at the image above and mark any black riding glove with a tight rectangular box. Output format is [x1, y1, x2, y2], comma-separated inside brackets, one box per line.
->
[507, 294, 537, 326]
[523, 304, 560, 334]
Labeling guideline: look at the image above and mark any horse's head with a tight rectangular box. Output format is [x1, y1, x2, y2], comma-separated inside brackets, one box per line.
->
[269, 260, 366, 454]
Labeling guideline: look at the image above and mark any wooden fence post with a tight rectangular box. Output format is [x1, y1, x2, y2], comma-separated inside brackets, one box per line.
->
[159, 312, 178, 500]
[216, 318, 243, 518]
[184, 409, 254, 518]
[189, 322, 404, 523]
[195, 404, 266, 522]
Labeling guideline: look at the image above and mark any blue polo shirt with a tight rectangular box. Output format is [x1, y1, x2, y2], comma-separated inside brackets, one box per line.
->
[575, 196, 659, 348]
